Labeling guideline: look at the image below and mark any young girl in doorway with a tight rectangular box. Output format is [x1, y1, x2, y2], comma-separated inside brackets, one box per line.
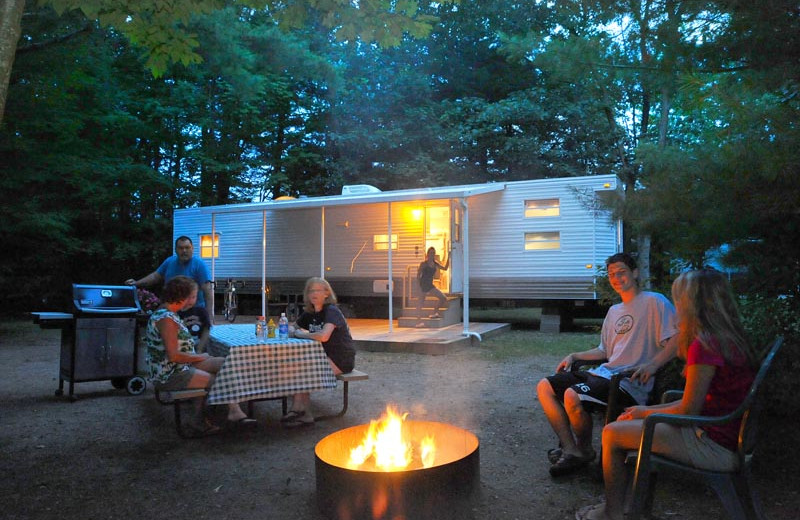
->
[416, 246, 450, 324]
[283, 277, 356, 428]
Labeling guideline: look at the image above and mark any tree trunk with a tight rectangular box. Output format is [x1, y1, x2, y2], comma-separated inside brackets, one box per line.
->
[637, 234, 651, 288]
[0, 0, 25, 126]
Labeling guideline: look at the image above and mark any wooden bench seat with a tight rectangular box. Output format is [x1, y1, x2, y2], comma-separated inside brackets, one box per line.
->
[245, 369, 370, 422]
[316, 369, 370, 421]
[154, 388, 209, 438]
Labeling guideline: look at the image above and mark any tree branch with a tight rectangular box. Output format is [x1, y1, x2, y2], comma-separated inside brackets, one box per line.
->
[15, 22, 91, 54]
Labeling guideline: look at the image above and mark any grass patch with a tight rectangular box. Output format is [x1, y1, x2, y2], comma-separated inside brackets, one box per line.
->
[470, 306, 542, 327]
[480, 329, 599, 361]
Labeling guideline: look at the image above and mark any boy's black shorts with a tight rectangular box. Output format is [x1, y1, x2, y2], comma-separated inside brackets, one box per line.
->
[545, 370, 637, 412]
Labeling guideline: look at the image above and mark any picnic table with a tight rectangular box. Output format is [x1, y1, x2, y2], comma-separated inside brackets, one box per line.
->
[206, 324, 337, 406]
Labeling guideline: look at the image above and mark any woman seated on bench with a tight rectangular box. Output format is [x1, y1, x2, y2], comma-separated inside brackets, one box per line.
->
[144, 275, 256, 436]
[576, 269, 760, 520]
[284, 277, 356, 428]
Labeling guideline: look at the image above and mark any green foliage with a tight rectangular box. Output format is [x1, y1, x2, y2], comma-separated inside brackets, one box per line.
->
[40, 0, 455, 77]
[740, 295, 800, 415]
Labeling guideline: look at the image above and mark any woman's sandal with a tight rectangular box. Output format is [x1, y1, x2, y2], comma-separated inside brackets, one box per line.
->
[280, 410, 303, 423]
[282, 410, 314, 428]
[228, 417, 258, 429]
[189, 419, 221, 438]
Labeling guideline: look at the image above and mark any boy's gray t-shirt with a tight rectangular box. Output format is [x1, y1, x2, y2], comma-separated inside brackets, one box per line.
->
[590, 291, 678, 404]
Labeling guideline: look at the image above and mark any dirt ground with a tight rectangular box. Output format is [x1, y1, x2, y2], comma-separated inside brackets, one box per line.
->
[2, 320, 798, 520]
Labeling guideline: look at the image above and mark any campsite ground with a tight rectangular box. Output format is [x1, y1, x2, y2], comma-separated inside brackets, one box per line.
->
[1, 318, 798, 520]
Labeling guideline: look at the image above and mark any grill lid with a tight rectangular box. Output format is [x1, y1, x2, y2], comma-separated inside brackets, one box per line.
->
[72, 284, 141, 314]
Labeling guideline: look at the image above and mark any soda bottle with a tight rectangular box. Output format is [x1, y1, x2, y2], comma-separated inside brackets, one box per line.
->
[256, 316, 266, 337]
[278, 312, 289, 340]
[267, 317, 276, 338]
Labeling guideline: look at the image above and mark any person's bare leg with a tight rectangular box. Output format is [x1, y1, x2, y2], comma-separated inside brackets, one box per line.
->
[191, 357, 248, 422]
[563, 388, 595, 457]
[416, 289, 427, 318]
[536, 378, 579, 454]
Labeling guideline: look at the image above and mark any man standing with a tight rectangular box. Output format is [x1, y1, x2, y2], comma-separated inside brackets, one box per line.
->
[536, 252, 678, 477]
[126, 236, 214, 350]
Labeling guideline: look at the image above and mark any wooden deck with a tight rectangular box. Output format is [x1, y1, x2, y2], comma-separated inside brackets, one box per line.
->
[348, 318, 511, 355]
[217, 315, 510, 355]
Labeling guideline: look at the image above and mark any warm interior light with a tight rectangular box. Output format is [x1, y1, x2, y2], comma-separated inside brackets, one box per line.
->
[411, 208, 423, 221]
[348, 406, 436, 471]
[603, 183, 611, 188]
[586, 264, 593, 269]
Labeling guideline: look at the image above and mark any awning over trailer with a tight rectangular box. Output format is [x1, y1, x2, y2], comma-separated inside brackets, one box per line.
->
[198, 183, 506, 215]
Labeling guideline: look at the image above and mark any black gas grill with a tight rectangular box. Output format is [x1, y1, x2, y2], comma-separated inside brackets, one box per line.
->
[32, 284, 147, 401]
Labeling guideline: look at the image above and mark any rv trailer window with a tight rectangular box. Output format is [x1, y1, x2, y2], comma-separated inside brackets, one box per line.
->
[373, 234, 398, 251]
[524, 231, 560, 250]
[200, 234, 219, 258]
[525, 199, 560, 217]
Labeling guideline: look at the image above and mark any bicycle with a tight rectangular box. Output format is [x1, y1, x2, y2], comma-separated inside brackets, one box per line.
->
[222, 279, 241, 322]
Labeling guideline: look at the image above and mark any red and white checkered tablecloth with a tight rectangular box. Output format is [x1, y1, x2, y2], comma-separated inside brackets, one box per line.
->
[207, 324, 337, 405]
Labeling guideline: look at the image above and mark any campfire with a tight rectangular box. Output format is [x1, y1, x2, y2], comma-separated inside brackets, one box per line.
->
[315, 405, 479, 520]
[347, 406, 437, 471]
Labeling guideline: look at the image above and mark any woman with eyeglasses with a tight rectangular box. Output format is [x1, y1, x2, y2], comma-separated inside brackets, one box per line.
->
[281, 277, 355, 428]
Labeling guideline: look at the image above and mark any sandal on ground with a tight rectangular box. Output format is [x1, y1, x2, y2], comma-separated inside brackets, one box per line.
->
[579, 447, 597, 464]
[547, 447, 562, 465]
[549, 453, 590, 477]
[280, 410, 303, 423]
[282, 411, 314, 428]
[575, 502, 608, 520]
[189, 420, 221, 438]
[228, 417, 258, 429]
[548, 447, 595, 465]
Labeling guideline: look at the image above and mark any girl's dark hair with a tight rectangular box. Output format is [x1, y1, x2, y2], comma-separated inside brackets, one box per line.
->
[161, 275, 198, 303]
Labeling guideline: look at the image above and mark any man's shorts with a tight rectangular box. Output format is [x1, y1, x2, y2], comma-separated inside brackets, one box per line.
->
[545, 370, 637, 412]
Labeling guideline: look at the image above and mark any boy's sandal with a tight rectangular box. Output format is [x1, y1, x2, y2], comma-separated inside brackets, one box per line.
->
[575, 502, 607, 520]
[547, 447, 562, 465]
[548, 447, 595, 465]
[549, 454, 589, 477]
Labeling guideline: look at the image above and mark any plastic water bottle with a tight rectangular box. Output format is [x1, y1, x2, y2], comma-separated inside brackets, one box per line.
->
[256, 316, 266, 338]
[278, 312, 289, 340]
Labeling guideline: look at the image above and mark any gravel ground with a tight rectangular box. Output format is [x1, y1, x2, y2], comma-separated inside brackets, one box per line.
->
[1, 320, 797, 520]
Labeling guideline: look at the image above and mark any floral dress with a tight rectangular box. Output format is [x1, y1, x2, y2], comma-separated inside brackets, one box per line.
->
[144, 308, 196, 384]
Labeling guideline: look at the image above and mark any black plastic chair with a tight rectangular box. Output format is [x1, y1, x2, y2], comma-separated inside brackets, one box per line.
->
[625, 336, 784, 520]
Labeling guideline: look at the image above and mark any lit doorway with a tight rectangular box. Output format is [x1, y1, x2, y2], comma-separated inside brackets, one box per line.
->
[423, 205, 450, 292]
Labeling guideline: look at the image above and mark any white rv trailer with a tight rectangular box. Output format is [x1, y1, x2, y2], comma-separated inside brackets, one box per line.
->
[173, 174, 623, 328]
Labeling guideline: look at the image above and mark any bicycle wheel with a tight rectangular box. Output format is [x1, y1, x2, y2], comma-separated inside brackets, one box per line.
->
[225, 294, 237, 322]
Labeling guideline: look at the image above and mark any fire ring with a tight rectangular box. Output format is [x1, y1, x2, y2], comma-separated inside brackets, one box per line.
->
[315, 420, 479, 520]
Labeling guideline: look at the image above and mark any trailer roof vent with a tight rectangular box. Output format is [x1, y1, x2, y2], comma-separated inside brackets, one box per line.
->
[342, 184, 381, 196]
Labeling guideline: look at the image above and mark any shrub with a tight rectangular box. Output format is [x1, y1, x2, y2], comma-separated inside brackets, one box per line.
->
[740, 294, 800, 415]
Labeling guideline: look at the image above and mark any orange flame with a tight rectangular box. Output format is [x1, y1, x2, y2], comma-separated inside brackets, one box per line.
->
[348, 406, 436, 471]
